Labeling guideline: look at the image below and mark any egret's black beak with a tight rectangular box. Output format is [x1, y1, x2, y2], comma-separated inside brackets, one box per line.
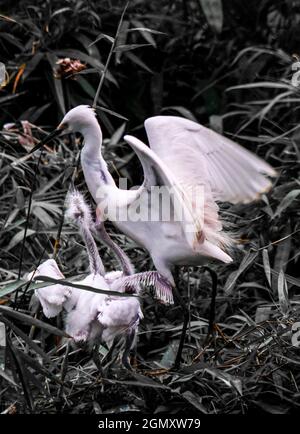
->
[29, 124, 67, 154]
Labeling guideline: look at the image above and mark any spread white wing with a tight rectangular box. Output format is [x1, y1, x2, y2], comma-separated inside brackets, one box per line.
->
[144, 115, 277, 205]
[123, 134, 202, 250]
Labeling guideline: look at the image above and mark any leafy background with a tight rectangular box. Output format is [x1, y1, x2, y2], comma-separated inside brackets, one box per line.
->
[0, 0, 300, 414]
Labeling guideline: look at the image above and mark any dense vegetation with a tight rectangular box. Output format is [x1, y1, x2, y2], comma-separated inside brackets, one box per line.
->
[0, 0, 299, 414]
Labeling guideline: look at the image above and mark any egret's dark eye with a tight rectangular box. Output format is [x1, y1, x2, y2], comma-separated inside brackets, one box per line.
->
[58, 122, 68, 131]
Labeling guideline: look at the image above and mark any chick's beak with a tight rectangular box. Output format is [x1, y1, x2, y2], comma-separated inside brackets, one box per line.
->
[29, 123, 68, 154]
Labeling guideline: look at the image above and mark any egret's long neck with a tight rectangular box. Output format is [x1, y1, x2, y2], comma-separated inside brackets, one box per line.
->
[80, 121, 143, 217]
[80, 122, 116, 201]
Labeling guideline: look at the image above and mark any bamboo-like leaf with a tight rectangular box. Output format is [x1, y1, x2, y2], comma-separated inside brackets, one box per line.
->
[130, 20, 159, 47]
[262, 249, 272, 287]
[89, 33, 115, 47]
[277, 270, 290, 315]
[199, 0, 223, 33]
[0, 321, 5, 370]
[224, 251, 258, 295]
[127, 27, 165, 35]
[0, 280, 28, 298]
[46, 53, 66, 115]
[50, 7, 72, 19]
[18, 350, 63, 386]
[0, 367, 18, 387]
[273, 190, 300, 219]
[0, 305, 69, 337]
[0, 315, 52, 363]
[108, 123, 126, 147]
[34, 275, 137, 298]
[125, 52, 153, 73]
[96, 106, 128, 121]
[182, 390, 208, 413]
[227, 82, 294, 92]
[114, 43, 151, 53]
[6, 228, 35, 251]
[115, 20, 129, 64]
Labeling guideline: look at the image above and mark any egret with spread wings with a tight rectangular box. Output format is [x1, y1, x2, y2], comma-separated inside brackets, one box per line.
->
[31, 106, 276, 301]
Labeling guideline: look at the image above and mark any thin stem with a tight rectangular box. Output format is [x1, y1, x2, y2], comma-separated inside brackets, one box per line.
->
[92, 2, 129, 108]
[173, 284, 189, 370]
[53, 148, 81, 259]
[202, 266, 218, 344]
[18, 150, 43, 280]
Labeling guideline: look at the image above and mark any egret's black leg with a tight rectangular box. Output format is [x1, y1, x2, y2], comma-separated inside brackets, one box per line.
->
[101, 336, 119, 369]
[173, 284, 189, 370]
[92, 343, 104, 375]
[202, 266, 218, 344]
[122, 329, 136, 370]
[173, 266, 218, 368]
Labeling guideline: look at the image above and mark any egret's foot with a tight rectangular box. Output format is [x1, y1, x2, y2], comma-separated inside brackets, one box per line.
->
[72, 330, 89, 343]
[121, 353, 133, 370]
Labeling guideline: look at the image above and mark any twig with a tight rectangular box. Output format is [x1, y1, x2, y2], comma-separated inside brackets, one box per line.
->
[57, 341, 70, 399]
[53, 149, 81, 259]
[17, 151, 43, 282]
[92, 2, 129, 108]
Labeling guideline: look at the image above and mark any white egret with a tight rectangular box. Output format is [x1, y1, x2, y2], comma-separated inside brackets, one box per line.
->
[27, 190, 141, 367]
[27, 189, 172, 367]
[28, 258, 141, 368]
[31, 106, 277, 295]
[30, 106, 277, 367]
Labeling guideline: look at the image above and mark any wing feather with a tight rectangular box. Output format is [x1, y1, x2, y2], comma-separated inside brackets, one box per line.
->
[123, 134, 202, 250]
[144, 116, 276, 205]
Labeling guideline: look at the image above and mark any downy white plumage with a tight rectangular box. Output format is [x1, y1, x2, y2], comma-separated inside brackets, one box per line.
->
[27, 190, 142, 366]
[27, 189, 174, 366]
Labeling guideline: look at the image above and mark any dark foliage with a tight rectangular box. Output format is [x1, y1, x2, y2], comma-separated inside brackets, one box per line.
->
[0, 0, 299, 414]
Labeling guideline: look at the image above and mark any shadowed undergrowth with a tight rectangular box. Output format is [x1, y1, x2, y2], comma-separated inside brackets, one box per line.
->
[0, 0, 300, 414]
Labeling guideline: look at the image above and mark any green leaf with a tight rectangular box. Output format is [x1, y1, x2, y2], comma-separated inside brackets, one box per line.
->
[114, 43, 151, 53]
[22, 52, 44, 81]
[262, 249, 271, 286]
[273, 189, 300, 219]
[0, 280, 28, 298]
[224, 251, 258, 295]
[199, 0, 223, 33]
[0, 321, 6, 370]
[96, 106, 128, 121]
[0, 305, 69, 337]
[125, 52, 153, 73]
[89, 33, 115, 47]
[0, 314, 52, 363]
[277, 269, 290, 315]
[128, 27, 165, 35]
[50, 7, 72, 19]
[159, 343, 177, 369]
[181, 390, 208, 413]
[108, 123, 126, 147]
[6, 228, 35, 251]
[129, 20, 162, 47]
[46, 53, 66, 114]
